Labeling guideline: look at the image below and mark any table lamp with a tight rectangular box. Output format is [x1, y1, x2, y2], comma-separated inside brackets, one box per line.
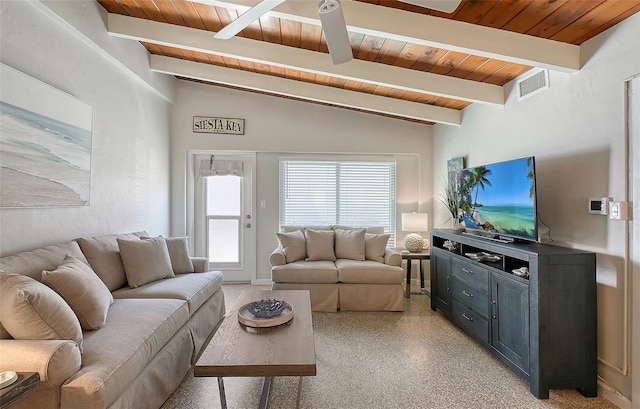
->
[402, 212, 429, 252]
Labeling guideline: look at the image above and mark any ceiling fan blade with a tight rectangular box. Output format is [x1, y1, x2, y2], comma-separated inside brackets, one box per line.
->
[214, 0, 286, 40]
[397, 0, 462, 13]
[318, 0, 353, 65]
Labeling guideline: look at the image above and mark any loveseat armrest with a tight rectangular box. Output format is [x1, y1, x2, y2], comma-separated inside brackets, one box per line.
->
[0, 340, 81, 388]
[190, 256, 209, 273]
[384, 248, 402, 266]
[270, 247, 287, 267]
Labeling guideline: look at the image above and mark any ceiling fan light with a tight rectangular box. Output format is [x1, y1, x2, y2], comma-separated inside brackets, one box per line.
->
[318, 0, 353, 64]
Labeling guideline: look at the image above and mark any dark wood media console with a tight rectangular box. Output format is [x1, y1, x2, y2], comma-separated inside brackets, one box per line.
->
[430, 229, 597, 399]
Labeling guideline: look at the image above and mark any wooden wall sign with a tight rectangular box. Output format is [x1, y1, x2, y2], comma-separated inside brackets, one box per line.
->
[193, 116, 245, 135]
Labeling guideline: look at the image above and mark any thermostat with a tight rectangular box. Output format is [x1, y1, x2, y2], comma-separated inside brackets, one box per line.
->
[588, 197, 610, 215]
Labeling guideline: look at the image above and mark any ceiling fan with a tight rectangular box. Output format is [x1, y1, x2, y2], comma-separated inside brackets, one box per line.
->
[213, 0, 463, 65]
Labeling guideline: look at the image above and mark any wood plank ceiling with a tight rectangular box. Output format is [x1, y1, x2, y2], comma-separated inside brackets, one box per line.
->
[99, 0, 640, 125]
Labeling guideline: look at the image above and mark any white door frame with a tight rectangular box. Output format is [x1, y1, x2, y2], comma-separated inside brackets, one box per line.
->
[186, 150, 257, 283]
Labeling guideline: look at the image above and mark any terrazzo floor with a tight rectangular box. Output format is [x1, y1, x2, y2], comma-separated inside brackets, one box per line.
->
[161, 284, 616, 409]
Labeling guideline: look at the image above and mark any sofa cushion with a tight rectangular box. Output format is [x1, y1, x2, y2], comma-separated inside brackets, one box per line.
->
[112, 271, 223, 316]
[117, 237, 175, 288]
[61, 298, 189, 408]
[42, 255, 114, 330]
[304, 229, 336, 261]
[271, 261, 339, 284]
[336, 259, 404, 284]
[365, 233, 391, 263]
[0, 273, 84, 352]
[334, 228, 365, 260]
[0, 240, 89, 281]
[141, 236, 194, 274]
[77, 232, 146, 291]
[276, 230, 307, 263]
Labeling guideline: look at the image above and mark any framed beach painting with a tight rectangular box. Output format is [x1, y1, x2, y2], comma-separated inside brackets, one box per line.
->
[0, 64, 92, 207]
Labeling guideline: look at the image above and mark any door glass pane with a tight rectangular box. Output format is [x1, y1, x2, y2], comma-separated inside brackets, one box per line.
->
[208, 219, 239, 263]
[207, 176, 241, 216]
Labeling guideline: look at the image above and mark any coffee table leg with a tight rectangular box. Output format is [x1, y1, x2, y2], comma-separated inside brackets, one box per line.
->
[258, 377, 273, 409]
[217, 377, 227, 409]
[296, 376, 303, 409]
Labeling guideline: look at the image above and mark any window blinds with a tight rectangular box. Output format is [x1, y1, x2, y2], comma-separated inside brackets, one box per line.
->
[279, 159, 396, 245]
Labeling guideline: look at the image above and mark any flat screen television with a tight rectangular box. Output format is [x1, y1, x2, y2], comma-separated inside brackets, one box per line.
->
[456, 156, 538, 242]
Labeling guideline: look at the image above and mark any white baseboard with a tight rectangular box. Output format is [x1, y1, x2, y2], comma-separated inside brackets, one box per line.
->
[251, 279, 273, 286]
[598, 383, 632, 408]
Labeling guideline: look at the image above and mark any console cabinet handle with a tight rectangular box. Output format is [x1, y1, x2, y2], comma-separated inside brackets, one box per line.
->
[462, 313, 473, 322]
[462, 267, 473, 274]
[462, 290, 473, 298]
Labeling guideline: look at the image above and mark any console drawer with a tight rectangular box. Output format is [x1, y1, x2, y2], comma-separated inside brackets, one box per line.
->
[451, 276, 489, 318]
[452, 300, 489, 344]
[452, 258, 489, 292]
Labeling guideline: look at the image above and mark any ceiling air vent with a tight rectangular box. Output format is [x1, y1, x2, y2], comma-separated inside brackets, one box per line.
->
[517, 69, 549, 101]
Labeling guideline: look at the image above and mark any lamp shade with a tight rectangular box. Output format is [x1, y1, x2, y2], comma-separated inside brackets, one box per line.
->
[402, 213, 429, 232]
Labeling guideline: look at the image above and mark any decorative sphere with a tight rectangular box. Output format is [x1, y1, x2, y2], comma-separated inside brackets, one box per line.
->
[404, 233, 424, 252]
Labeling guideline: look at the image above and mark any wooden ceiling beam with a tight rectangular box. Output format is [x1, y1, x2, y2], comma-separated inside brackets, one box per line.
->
[149, 55, 463, 125]
[108, 14, 504, 105]
[190, 0, 580, 73]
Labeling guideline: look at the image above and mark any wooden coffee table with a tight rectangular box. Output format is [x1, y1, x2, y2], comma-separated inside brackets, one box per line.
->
[195, 289, 316, 409]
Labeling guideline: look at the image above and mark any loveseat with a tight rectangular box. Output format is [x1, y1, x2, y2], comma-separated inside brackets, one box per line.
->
[0, 231, 225, 409]
[270, 226, 404, 312]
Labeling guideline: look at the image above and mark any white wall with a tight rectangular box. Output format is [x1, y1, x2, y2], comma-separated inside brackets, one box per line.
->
[170, 80, 433, 281]
[0, 0, 175, 256]
[432, 12, 640, 404]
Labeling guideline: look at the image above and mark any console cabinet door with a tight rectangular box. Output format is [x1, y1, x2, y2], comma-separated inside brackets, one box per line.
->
[490, 273, 530, 374]
[431, 250, 452, 313]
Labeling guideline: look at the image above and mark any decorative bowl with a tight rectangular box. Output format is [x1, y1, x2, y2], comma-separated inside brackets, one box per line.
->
[247, 299, 288, 318]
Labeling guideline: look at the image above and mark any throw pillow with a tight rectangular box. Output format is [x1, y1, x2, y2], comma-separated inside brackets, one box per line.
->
[42, 255, 114, 330]
[334, 228, 366, 260]
[304, 229, 336, 261]
[276, 230, 307, 263]
[141, 236, 194, 274]
[0, 273, 83, 352]
[117, 237, 175, 288]
[77, 232, 142, 291]
[365, 233, 391, 263]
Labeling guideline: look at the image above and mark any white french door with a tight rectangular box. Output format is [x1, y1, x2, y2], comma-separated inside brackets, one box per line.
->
[193, 153, 255, 282]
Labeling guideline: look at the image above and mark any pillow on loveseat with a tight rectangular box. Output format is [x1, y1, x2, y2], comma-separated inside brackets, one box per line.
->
[0, 273, 83, 352]
[334, 228, 365, 260]
[365, 233, 391, 263]
[276, 230, 307, 263]
[42, 254, 114, 330]
[117, 237, 175, 288]
[304, 229, 336, 261]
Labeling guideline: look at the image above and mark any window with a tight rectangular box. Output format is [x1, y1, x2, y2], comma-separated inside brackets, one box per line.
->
[279, 159, 396, 245]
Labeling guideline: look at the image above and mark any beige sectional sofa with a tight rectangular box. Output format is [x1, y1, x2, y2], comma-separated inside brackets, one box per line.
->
[0, 232, 225, 409]
[270, 226, 404, 312]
